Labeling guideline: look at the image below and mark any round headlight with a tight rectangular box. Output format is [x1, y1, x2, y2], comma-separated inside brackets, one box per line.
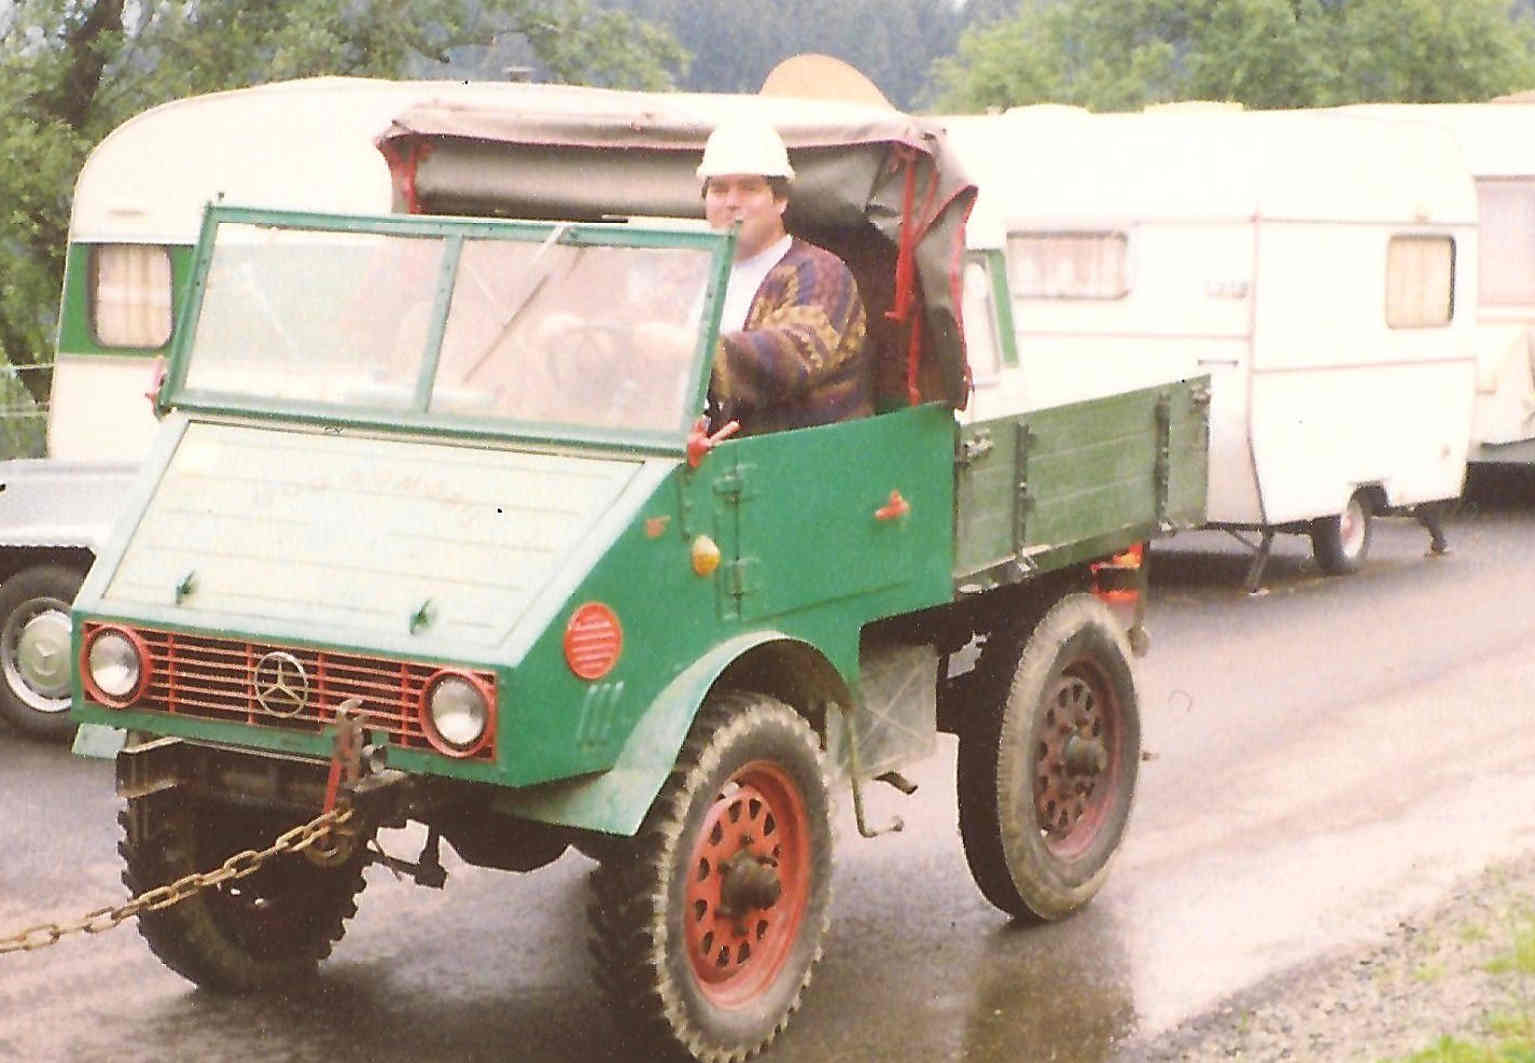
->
[423, 672, 491, 756]
[85, 628, 148, 706]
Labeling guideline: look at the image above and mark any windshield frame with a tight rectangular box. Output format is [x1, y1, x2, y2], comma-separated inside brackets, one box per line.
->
[164, 204, 734, 454]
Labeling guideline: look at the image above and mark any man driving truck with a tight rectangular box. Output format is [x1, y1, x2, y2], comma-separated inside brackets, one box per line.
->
[699, 119, 872, 436]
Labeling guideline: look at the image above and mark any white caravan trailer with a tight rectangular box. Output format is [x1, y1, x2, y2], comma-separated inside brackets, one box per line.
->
[942, 106, 1477, 590]
[51, 76, 565, 461]
[0, 77, 545, 738]
[1345, 102, 1535, 465]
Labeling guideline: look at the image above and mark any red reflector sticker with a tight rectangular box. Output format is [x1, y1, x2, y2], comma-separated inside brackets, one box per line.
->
[564, 602, 622, 680]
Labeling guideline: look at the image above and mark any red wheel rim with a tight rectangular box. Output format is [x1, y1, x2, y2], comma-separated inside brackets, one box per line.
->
[684, 760, 811, 1007]
[1034, 661, 1121, 860]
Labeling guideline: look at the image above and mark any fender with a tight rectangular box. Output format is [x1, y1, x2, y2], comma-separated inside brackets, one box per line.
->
[496, 630, 814, 836]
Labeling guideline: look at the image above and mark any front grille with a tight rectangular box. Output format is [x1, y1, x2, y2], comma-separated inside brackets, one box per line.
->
[85, 624, 496, 761]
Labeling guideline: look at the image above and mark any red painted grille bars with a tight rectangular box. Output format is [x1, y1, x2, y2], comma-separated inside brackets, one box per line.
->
[81, 623, 496, 761]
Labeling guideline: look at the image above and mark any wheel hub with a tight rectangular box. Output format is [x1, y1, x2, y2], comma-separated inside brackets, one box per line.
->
[1063, 733, 1108, 777]
[683, 763, 810, 1005]
[717, 848, 782, 919]
[1034, 670, 1115, 847]
[8, 606, 71, 708]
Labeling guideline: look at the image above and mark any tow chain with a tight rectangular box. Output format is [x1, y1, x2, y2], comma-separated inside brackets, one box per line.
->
[0, 805, 356, 955]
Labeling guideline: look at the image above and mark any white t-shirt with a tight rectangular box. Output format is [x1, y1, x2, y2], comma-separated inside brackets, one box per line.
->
[719, 234, 793, 332]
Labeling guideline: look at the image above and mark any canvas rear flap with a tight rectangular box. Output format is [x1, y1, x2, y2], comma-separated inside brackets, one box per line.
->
[103, 422, 642, 648]
[375, 86, 977, 409]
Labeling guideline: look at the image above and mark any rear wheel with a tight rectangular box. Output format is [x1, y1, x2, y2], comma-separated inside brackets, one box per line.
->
[1310, 490, 1372, 574]
[119, 791, 368, 992]
[0, 563, 85, 741]
[957, 593, 1140, 922]
[588, 692, 832, 1062]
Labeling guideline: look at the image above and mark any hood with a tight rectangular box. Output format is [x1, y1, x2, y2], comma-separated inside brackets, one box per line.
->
[101, 421, 648, 650]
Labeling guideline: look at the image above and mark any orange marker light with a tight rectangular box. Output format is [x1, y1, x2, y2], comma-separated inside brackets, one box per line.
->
[691, 535, 722, 576]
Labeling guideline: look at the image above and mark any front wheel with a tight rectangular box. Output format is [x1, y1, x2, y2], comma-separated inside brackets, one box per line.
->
[1310, 490, 1372, 574]
[119, 791, 368, 992]
[0, 563, 86, 741]
[588, 691, 832, 1062]
[957, 593, 1140, 922]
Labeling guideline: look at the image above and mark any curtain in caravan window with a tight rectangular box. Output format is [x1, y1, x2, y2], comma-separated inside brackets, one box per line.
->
[1477, 181, 1535, 306]
[961, 260, 1001, 380]
[91, 244, 173, 348]
[1385, 236, 1454, 328]
[1006, 232, 1128, 299]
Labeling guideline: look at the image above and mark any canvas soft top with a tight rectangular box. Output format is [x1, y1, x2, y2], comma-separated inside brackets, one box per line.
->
[375, 84, 977, 409]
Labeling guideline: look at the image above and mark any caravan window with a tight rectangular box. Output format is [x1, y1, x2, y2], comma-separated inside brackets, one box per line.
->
[961, 259, 1001, 381]
[1385, 236, 1454, 328]
[90, 244, 173, 348]
[1006, 231, 1128, 299]
[1477, 180, 1535, 306]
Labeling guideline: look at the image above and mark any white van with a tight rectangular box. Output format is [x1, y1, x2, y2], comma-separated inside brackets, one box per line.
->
[943, 105, 1477, 589]
[1, 76, 545, 738]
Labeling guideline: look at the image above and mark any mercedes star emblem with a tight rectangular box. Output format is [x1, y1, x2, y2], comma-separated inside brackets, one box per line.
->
[251, 650, 310, 717]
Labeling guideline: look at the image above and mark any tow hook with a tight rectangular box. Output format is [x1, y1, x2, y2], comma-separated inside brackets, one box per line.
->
[312, 699, 441, 884]
[303, 701, 366, 867]
[322, 699, 367, 814]
[321, 698, 411, 816]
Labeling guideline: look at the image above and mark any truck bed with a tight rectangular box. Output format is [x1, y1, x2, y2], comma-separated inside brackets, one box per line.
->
[953, 376, 1210, 587]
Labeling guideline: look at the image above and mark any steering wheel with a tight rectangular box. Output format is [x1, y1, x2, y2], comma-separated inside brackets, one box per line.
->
[543, 319, 633, 392]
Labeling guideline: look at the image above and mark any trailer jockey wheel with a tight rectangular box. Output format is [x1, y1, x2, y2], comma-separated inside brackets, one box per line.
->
[957, 592, 1140, 923]
[587, 691, 832, 1063]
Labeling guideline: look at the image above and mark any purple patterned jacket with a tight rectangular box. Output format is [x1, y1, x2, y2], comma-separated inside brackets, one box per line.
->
[710, 239, 872, 436]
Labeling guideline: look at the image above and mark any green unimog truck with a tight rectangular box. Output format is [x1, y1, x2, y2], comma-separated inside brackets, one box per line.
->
[71, 85, 1208, 1062]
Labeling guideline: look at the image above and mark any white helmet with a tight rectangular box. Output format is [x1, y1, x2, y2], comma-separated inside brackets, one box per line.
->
[696, 119, 795, 181]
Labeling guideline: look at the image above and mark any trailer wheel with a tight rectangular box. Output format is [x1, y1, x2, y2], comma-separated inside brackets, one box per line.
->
[1310, 490, 1372, 574]
[0, 563, 85, 741]
[587, 692, 832, 1062]
[119, 792, 368, 993]
[957, 593, 1140, 922]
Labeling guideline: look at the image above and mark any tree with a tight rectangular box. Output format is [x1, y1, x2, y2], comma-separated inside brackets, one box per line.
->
[597, 0, 972, 111]
[930, 0, 1212, 113]
[928, 0, 1535, 113]
[0, 0, 686, 439]
[1327, 0, 1535, 103]
[1186, 0, 1333, 109]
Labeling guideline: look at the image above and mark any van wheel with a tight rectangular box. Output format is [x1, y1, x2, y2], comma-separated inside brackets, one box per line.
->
[0, 563, 85, 741]
[587, 692, 832, 1062]
[957, 593, 1140, 922]
[1310, 491, 1372, 574]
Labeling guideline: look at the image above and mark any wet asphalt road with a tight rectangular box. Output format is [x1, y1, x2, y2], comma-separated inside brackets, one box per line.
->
[4, 471, 1535, 1062]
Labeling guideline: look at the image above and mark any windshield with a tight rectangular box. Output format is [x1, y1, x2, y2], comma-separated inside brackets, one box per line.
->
[176, 210, 728, 441]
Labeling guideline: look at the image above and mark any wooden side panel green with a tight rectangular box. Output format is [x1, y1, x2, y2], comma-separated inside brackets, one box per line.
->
[955, 378, 1209, 579]
[954, 419, 1020, 576]
[1163, 379, 1211, 535]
